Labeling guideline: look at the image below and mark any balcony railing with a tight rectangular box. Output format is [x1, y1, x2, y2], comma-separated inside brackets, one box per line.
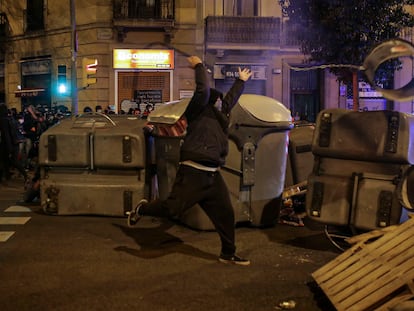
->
[281, 21, 302, 47]
[113, 0, 174, 20]
[205, 16, 301, 49]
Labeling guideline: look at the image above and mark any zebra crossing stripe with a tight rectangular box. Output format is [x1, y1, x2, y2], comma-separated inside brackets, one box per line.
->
[0, 217, 31, 225]
[0, 232, 15, 242]
[0, 205, 33, 242]
[5, 206, 32, 212]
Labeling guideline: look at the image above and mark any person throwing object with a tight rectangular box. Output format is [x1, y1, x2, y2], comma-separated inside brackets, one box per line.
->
[127, 55, 252, 265]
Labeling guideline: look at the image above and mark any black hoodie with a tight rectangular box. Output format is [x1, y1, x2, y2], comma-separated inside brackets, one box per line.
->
[180, 63, 246, 167]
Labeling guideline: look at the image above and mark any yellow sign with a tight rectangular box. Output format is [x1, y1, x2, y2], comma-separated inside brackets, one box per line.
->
[113, 49, 174, 69]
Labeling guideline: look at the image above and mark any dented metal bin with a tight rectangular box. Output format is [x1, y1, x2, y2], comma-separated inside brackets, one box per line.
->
[38, 113, 148, 216]
[39, 113, 147, 169]
[312, 109, 414, 163]
[306, 109, 414, 231]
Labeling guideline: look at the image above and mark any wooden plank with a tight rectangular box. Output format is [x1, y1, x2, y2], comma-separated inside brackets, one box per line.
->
[324, 237, 414, 305]
[316, 226, 414, 291]
[373, 292, 414, 311]
[313, 217, 414, 311]
[313, 221, 414, 279]
[337, 235, 414, 290]
[338, 257, 414, 310]
[314, 217, 414, 282]
[344, 225, 397, 245]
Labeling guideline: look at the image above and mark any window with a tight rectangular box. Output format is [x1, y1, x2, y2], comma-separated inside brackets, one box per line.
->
[224, 0, 258, 16]
[26, 0, 44, 31]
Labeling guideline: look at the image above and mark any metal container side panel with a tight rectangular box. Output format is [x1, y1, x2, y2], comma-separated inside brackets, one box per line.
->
[93, 130, 146, 168]
[221, 140, 250, 223]
[222, 132, 290, 226]
[315, 157, 404, 177]
[40, 171, 146, 216]
[251, 131, 289, 200]
[312, 109, 414, 164]
[306, 162, 403, 230]
[285, 155, 294, 188]
[153, 137, 182, 200]
[38, 121, 91, 167]
[306, 174, 352, 226]
[353, 178, 402, 231]
[93, 117, 147, 169]
[287, 125, 315, 185]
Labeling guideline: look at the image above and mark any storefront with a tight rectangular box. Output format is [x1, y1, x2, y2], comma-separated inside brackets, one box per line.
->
[17, 58, 52, 112]
[113, 49, 174, 113]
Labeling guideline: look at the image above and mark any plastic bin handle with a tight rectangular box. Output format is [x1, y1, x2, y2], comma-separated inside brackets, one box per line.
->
[72, 112, 117, 128]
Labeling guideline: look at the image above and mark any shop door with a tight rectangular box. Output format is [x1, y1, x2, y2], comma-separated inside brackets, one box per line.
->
[21, 74, 51, 112]
[117, 71, 171, 112]
[291, 92, 318, 123]
[290, 69, 320, 123]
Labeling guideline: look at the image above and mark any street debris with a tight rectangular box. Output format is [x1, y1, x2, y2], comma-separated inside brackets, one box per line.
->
[277, 299, 296, 309]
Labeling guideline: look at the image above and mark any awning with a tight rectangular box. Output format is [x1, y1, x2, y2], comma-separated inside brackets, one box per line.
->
[15, 88, 46, 97]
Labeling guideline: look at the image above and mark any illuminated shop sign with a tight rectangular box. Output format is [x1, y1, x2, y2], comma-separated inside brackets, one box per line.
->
[358, 81, 383, 98]
[113, 49, 174, 69]
[213, 64, 267, 80]
[15, 88, 46, 97]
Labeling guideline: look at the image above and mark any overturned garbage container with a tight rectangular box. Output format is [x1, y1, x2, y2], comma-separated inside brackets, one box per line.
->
[181, 94, 294, 229]
[38, 113, 148, 216]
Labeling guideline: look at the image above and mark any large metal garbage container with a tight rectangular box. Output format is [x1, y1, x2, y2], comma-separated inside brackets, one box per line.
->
[306, 109, 414, 231]
[38, 113, 147, 216]
[181, 94, 293, 229]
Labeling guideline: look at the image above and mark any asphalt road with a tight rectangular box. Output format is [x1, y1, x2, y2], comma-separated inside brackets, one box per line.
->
[0, 175, 341, 311]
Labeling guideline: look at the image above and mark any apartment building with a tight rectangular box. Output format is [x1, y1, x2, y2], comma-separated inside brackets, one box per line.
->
[3, 1, 408, 118]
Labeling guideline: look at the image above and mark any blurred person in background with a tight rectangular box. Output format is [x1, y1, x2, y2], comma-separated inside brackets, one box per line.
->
[0, 104, 28, 184]
[23, 105, 45, 169]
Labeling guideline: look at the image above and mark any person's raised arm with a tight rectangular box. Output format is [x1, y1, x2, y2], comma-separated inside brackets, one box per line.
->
[221, 67, 252, 114]
[185, 56, 210, 119]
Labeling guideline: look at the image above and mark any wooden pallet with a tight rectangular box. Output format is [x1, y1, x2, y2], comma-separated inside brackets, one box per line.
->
[312, 216, 414, 311]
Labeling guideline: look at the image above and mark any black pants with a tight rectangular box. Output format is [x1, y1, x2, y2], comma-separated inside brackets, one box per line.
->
[140, 165, 236, 256]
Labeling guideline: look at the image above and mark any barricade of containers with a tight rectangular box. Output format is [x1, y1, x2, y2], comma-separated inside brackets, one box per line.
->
[38, 95, 293, 230]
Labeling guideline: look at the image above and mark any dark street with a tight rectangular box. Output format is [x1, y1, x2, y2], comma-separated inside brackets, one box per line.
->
[0, 176, 339, 311]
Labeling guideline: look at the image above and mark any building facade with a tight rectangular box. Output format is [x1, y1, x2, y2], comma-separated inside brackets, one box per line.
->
[0, 0, 412, 118]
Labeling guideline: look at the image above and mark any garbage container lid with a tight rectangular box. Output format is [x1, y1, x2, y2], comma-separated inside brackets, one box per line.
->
[238, 94, 292, 123]
[148, 98, 191, 125]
